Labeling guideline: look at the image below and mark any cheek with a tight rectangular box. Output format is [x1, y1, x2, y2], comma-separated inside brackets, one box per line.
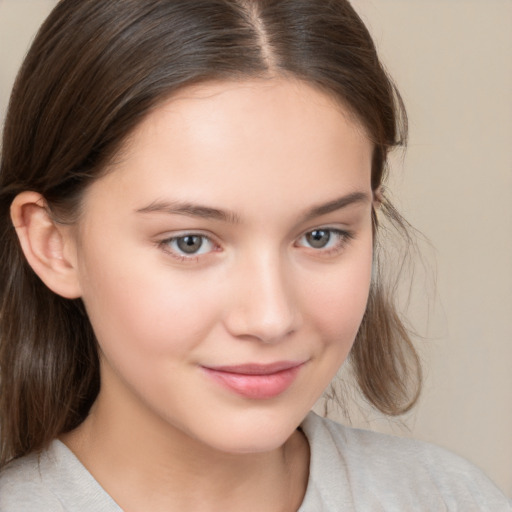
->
[304, 244, 373, 345]
[77, 244, 222, 360]
[292, 240, 373, 409]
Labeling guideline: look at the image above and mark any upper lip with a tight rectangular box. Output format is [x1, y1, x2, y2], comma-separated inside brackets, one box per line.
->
[202, 361, 305, 375]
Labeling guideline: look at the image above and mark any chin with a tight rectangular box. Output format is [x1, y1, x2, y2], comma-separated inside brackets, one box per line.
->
[206, 430, 294, 455]
[186, 406, 309, 455]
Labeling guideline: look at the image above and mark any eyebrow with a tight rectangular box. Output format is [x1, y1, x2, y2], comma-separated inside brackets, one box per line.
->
[301, 191, 370, 221]
[136, 201, 241, 223]
[135, 191, 370, 224]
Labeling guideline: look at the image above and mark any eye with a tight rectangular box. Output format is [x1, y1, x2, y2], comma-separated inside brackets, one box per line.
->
[296, 228, 353, 252]
[161, 234, 216, 258]
[304, 229, 332, 249]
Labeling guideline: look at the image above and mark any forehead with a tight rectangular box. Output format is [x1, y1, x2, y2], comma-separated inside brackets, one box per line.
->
[84, 78, 373, 221]
[133, 78, 369, 162]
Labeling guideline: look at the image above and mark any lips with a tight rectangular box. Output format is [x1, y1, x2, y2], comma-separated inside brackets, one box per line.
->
[201, 361, 305, 400]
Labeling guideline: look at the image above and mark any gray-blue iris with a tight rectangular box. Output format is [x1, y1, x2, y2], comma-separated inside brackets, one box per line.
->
[306, 230, 330, 248]
[177, 235, 203, 254]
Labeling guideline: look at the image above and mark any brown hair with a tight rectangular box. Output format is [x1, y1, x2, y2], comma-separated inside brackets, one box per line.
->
[0, 0, 420, 466]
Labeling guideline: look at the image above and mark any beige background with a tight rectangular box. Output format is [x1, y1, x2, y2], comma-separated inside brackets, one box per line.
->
[1, 0, 511, 497]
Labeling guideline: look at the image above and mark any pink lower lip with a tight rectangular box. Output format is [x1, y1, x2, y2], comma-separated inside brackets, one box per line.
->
[202, 363, 304, 400]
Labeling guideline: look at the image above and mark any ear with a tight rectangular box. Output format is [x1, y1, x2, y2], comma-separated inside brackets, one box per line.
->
[10, 191, 82, 299]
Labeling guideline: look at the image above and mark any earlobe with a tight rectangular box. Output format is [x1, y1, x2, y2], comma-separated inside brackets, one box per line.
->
[10, 191, 82, 299]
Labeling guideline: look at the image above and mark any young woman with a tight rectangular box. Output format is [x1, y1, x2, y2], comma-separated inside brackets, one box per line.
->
[0, 0, 509, 510]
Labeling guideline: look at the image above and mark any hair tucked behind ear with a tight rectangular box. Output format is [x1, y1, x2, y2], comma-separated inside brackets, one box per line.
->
[1, 0, 420, 466]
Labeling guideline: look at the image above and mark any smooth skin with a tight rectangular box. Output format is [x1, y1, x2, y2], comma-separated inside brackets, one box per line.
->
[12, 78, 376, 511]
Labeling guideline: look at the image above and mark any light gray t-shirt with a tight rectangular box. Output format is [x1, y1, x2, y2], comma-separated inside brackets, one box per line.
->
[0, 412, 510, 511]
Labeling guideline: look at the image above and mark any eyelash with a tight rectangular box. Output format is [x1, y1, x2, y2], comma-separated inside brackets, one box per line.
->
[294, 228, 354, 256]
[158, 228, 354, 262]
[158, 233, 219, 262]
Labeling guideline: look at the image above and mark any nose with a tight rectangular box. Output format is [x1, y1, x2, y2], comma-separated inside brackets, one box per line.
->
[224, 252, 302, 344]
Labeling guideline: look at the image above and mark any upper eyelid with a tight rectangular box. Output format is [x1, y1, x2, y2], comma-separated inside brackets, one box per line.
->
[164, 233, 217, 247]
[159, 230, 218, 243]
[299, 226, 351, 236]
[158, 226, 350, 243]
[297, 226, 351, 239]
[297, 215, 355, 231]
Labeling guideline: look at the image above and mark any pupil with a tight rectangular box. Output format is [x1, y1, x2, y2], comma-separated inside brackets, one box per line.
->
[177, 236, 202, 254]
[307, 230, 330, 248]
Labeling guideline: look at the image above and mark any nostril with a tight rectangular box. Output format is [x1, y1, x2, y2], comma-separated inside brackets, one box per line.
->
[223, 256, 302, 343]
[224, 289, 300, 344]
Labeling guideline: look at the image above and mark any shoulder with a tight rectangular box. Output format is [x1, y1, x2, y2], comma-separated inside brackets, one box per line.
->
[0, 449, 63, 511]
[0, 440, 120, 512]
[299, 412, 511, 511]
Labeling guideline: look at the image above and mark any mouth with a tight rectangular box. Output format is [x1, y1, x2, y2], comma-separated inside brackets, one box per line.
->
[201, 361, 306, 400]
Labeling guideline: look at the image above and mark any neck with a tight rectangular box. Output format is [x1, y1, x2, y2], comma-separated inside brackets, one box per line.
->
[61, 382, 309, 512]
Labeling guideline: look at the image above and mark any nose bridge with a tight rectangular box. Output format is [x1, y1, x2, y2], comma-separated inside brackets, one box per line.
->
[225, 247, 300, 343]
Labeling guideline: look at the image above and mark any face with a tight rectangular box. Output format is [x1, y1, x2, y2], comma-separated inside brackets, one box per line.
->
[71, 78, 375, 454]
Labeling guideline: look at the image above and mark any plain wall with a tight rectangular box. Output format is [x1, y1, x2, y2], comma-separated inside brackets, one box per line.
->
[1, 0, 511, 497]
